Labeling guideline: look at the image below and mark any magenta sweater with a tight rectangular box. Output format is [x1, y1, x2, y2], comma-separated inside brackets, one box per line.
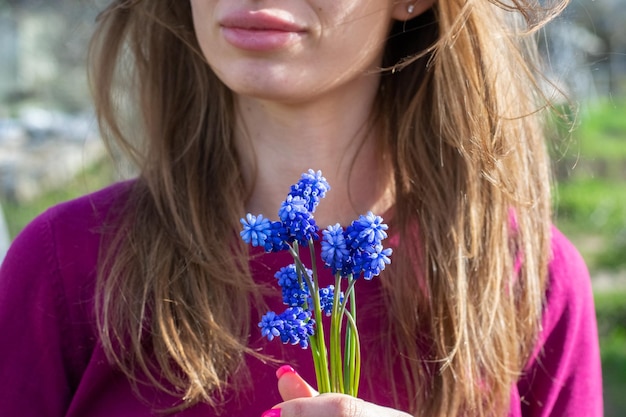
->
[0, 182, 603, 416]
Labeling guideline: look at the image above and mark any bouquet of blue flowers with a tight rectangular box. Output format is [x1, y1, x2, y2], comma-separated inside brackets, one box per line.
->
[240, 170, 392, 396]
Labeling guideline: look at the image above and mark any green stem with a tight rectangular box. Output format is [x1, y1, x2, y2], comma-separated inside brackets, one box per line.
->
[343, 326, 352, 393]
[340, 278, 358, 395]
[338, 278, 357, 321]
[308, 239, 320, 292]
[307, 332, 323, 391]
[349, 286, 359, 396]
[343, 309, 361, 397]
[330, 272, 344, 393]
[288, 240, 331, 393]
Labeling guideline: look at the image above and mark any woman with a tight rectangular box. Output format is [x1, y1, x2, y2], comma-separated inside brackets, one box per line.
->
[0, 0, 602, 416]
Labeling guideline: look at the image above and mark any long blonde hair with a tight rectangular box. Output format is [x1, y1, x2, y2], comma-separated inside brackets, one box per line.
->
[89, 0, 565, 415]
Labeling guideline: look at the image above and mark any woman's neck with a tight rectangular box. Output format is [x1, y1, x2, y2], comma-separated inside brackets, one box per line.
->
[235, 87, 394, 227]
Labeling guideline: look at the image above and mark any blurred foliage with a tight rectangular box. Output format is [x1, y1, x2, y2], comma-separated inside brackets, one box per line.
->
[596, 291, 626, 340]
[574, 102, 626, 160]
[555, 179, 626, 270]
[556, 179, 626, 233]
[594, 291, 626, 416]
[553, 100, 626, 272]
[1, 158, 116, 239]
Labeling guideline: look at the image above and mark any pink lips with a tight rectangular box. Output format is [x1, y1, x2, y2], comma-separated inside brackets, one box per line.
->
[220, 10, 305, 51]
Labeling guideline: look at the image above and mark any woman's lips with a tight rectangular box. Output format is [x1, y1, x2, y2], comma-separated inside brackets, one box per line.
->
[220, 10, 305, 51]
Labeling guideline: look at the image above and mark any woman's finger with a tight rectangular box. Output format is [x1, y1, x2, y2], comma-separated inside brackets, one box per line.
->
[276, 365, 318, 401]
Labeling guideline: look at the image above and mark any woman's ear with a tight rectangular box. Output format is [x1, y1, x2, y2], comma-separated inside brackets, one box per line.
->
[392, 0, 436, 21]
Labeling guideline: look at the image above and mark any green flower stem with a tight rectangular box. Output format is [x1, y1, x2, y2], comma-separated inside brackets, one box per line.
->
[343, 308, 361, 396]
[348, 288, 359, 396]
[288, 242, 322, 388]
[285, 241, 362, 396]
[307, 239, 320, 292]
[342, 291, 353, 393]
[338, 278, 357, 325]
[288, 241, 331, 393]
[306, 238, 331, 393]
[306, 332, 324, 392]
[339, 278, 358, 395]
[330, 272, 345, 393]
[343, 324, 353, 393]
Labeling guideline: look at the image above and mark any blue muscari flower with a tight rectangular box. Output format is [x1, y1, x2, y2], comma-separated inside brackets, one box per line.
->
[289, 169, 330, 213]
[342, 213, 393, 279]
[258, 311, 284, 341]
[259, 307, 314, 348]
[275, 264, 301, 288]
[347, 212, 389, 250]
[279, 195, 318, 245]
[275, 264, 311, 307]
[278, 307, 315, 348]
[278, 195, 308, 221]
[264, 221, 289, 252]
[353, 244, 393, 280]
[240, 214, 272, 248]
[321, 224, 352, 275]
[319, 285, 343, 316]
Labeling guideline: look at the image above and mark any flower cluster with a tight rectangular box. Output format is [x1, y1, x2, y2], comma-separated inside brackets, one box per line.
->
[321, 212, 392, 280]
[259, 307, 315, 348]
[241, 169, 331, 250]
[272, 264, 341, 315]
[240, 169, 392, 395]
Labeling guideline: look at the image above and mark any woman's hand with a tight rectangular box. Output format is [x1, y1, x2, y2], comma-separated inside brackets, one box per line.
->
[263, 365, 411, 417]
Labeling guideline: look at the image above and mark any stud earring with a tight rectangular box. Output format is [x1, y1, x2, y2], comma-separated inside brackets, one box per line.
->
[407, 3, 416, 14]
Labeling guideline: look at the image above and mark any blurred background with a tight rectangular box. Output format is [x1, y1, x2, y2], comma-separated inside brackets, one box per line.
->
[0, 0, 624, 415]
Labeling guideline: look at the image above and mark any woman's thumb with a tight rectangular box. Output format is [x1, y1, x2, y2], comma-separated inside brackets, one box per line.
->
[276, 365, 318, 401]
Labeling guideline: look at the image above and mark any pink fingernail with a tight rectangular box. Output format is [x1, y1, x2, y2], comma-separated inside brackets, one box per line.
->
[261, 408, 281, 417]
[276, 365, 296, 379]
